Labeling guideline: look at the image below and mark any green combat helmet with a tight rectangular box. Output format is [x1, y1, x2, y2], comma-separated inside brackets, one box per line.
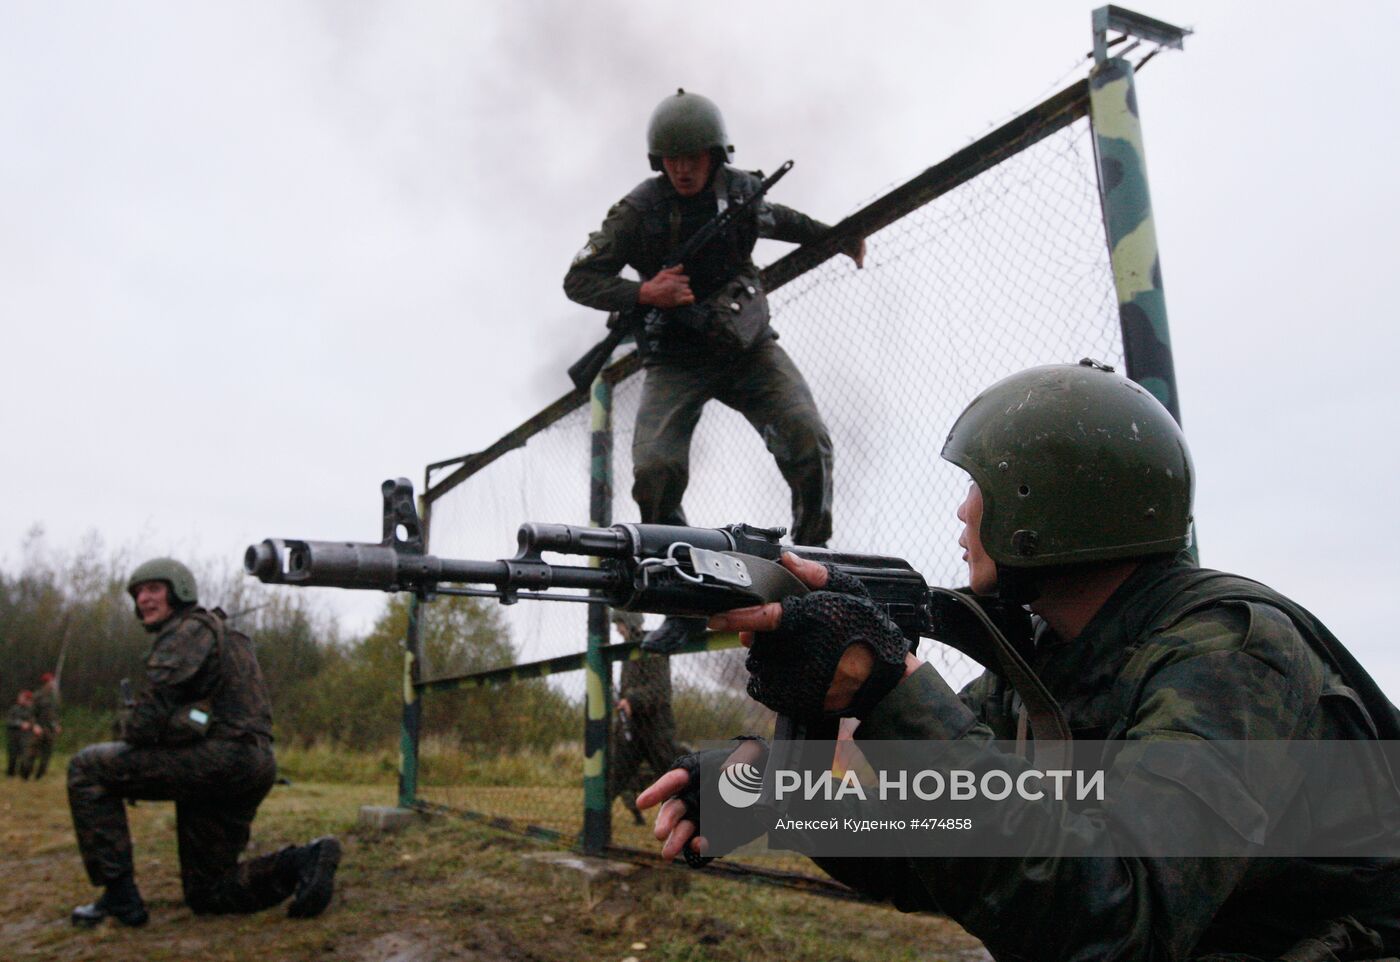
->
[940, 359, 1193, 575]
[646, 88, 734, 171]
[126, 557, 199, 606]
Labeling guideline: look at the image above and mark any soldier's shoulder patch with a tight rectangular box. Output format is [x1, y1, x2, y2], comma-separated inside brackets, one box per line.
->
[572, 241, 598, 265]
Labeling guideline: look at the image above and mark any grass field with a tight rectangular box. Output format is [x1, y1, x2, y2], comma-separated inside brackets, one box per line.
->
[1, 753, 988, 962]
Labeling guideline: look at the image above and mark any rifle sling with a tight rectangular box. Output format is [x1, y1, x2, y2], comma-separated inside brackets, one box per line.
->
[925, 587, 1072, 770]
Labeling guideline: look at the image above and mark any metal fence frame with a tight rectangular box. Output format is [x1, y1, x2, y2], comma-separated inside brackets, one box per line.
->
[394, 35, 1184, 881]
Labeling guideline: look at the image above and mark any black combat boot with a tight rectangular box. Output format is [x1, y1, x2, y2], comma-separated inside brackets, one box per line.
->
[287, 836, 341, 918]
[71, 875, 148, 928]
[640, 616, 706, 654]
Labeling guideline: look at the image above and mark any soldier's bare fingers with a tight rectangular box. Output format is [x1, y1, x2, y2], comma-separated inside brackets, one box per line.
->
[637, 768, 689, 811]
[779, 552, 830, 588]
[739, 630, 754, 648]
[661, 819, 697, 862]
[653, 797, 690, 840]
[708, 603, 783, 633]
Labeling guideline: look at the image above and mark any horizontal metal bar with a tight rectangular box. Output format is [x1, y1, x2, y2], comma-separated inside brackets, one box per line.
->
[1100, 4, 1191, 51]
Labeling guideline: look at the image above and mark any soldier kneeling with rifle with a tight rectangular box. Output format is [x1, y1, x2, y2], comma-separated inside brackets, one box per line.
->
[66, 558, 340, 928]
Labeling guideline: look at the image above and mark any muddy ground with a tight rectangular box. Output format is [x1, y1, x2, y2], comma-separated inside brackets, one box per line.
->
[1, 759, 988, 962]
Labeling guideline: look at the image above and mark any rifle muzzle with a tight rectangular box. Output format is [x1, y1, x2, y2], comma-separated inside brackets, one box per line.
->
[244, 538, 417, 590]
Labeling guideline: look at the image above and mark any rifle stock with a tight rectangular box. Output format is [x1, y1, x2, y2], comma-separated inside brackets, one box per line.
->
[567, 324, 626, 392]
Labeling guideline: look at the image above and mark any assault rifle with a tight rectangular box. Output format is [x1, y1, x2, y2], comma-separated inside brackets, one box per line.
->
[245, 479, 1070, 759]
[566, 160, 795, 392]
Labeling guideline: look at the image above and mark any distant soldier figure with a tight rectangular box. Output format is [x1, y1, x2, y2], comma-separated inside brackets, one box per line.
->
[607, 610, 684, 825]
[6, 690, 34, 778]
[564, 89, 864, 653]
[66, 558, 341, 928]
[20, 673, 61, 779]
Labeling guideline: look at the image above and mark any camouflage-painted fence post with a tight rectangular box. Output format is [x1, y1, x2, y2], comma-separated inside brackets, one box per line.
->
[397, 496, 430, 809]
[1088, 51, 1182, 424]
[581, 371, 614, 853]
[1088, 6, 1195, 556]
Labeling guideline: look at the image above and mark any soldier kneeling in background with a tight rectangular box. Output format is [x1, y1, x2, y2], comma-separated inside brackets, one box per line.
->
[66, 558, 341, 928]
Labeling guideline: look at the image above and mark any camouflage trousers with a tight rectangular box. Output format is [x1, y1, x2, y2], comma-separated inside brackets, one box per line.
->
[19, 732, 53, 779]
[67, 739, 297, 914]
[6, 728, 29, 776]
[608, 719, 682, 820]
[633, 340, 834, 546]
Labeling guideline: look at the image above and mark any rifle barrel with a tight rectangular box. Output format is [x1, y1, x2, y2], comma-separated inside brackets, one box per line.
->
[244, 538, 622, 594]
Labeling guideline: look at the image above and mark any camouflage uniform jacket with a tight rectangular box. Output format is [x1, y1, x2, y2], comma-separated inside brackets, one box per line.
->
[126, 606, 274, 746]
[620, 652, 675, 727]
[620, 651, 678, 746]
[563, 165, 829, 363]
[5, 702, 32, 730]
[31, 687, 58, 732]
[818, 554, 1400, 961]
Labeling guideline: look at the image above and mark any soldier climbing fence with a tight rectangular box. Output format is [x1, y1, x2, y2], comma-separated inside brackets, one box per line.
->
[395, 22, 1184, 891]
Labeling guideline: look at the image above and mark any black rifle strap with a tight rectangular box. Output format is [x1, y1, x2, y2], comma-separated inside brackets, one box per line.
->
[727, 553, 810, 609]
[926, 587, 1072, 770]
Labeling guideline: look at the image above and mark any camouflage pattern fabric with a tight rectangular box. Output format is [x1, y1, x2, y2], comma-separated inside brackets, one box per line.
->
[813, 554, 1400, 960]
[67, 739, 295, 912]
[609, 651, 683, 821]
[632, 339, 832, 546]
[564, 165, 829, 357]
[19, 730, 53, 779]
[6, 701, 32, 777]
[21, 687, 58, 779]
[565, 165, 835, 546]
[125, 607, 272, 746]
[66, 605, 292, 914]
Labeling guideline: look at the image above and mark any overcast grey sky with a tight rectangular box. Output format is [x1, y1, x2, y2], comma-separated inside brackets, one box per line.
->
[3, 1, 1398, 694]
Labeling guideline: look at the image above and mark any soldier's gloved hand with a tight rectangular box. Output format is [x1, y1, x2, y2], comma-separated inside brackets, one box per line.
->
[708, 554, 912, 724]
[637, 736, 770, 867]
[746, 591, 909, 723]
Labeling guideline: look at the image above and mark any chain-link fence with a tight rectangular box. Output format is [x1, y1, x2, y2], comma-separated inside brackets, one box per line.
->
[405, 77, 1149, 881]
